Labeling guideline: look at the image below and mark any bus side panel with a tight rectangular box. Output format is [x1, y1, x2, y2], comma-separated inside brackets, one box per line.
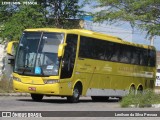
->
[75, 59, 96, 96]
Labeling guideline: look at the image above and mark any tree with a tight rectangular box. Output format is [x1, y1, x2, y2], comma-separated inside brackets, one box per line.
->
[47, 0, 83, 28]
[91, 0, 160, 45]
[2, 5, 46, 40]
[0, 0, 84, 41]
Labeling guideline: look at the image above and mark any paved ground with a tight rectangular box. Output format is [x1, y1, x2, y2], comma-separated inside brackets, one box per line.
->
[0, 96, 160, 120]
[0, 96, 120, 111]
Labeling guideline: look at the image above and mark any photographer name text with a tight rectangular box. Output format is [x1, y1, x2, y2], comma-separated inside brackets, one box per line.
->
[2, 1, 37, 5]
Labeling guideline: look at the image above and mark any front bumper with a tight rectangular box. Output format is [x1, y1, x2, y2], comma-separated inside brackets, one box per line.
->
[13, 80, 60, 95]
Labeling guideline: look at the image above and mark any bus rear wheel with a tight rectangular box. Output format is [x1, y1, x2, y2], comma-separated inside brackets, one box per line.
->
[129, 85, 136, 95]
[67, 86, 81, 103]
[31, 94, 44, 101]
[137, 86, 143, 94]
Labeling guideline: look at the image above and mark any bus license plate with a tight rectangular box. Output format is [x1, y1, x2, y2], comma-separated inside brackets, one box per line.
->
[28, 87, 36, 91]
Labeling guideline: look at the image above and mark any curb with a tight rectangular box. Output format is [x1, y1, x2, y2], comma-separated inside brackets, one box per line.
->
[129, 104, 160, 108]
[151, 104, 160, 108]
[0, 93, 30, 96]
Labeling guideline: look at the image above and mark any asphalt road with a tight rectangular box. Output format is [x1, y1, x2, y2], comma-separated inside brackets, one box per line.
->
[0, 96, 160, 120]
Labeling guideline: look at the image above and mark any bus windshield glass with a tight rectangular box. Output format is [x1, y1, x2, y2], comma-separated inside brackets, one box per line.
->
[14, 32, 64, 76]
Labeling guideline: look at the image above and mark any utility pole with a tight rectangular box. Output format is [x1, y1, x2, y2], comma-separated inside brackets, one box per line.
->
[150, 35, 154, 46]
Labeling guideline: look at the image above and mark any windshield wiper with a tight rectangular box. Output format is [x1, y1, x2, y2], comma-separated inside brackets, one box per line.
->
[17, 67, 32, 75]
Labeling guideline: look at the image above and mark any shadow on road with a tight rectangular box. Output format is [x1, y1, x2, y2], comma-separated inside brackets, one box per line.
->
[17, 97, 120, 104]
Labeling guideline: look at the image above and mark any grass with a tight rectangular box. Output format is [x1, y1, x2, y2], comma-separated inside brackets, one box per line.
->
[0, 88, 6, 93]
[121, 89, 160, 108]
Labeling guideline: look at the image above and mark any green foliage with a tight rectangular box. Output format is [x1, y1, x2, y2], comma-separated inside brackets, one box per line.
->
[48, 0, 83, 28]
[2, 6, 45, 40]
[92, 0, 160, 37]
[0, 0, 84, 41]
[121, 89, 160, 108]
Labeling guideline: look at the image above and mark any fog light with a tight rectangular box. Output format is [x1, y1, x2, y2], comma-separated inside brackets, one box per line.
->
[12, 76, 21, 82]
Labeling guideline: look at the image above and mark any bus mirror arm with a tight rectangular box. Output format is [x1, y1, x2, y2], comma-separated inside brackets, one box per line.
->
[8, 57, 15, 65]
[58, 56, 62, 62]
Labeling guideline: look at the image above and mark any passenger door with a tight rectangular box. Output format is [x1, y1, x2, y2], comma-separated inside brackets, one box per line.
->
[60, 34, 78, 79]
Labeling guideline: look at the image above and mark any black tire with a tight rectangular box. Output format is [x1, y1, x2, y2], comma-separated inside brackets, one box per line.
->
[31, 94, 43, 101]
[118, 97, 122, 101]
[91, 96, 109, 102]
[67, 86, 81, 103]
[137, 86, 143, 94]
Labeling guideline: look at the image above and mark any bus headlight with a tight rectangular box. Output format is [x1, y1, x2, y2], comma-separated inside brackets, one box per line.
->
[12, 76, 21, 82]
[44, 79, 59, 84]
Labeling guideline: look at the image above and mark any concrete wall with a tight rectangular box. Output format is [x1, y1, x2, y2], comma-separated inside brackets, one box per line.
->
[0, 43, 13, 81]
[0, 44, 5, 76]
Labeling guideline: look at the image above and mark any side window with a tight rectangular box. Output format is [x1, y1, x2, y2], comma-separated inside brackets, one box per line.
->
[79, 36, 93, 58]
[105, 42, 114, 61]
[79, 36, 105, 60]
[60, 34, 78, 79]
[119, 45, 131, 63]
[140, 49, 148, 66]
[131, 48, 140, 65]
[92, 38, 105, 60]
[148, 50, 156, 67]
[110, 43, 120, 62]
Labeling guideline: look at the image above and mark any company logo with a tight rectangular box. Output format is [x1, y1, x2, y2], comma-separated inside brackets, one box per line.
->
[2, 112, 11, 117]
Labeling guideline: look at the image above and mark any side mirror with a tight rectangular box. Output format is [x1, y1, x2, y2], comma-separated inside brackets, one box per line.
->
[6, 41, 18, 65]
[58, 43, 67, 57]
[6, 41, 18, 56]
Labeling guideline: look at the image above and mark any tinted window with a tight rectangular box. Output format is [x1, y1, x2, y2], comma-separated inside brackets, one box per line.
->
[140, 49, 148, 66]
[79, 36, 105, 60]
[148, 50, 156, 67]
[79, 36, 155, 67]
[93, 38, 105, 60]
[104, 42, 114, 61]
[110, 43, 120, 62]
[119, 45, 131, 63]
[131, 48, 140, 65]
[79, 37, 93, 58]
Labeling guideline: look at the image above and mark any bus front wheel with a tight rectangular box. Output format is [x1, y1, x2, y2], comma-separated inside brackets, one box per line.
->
[67, 86, 81, 103]
[31, 94, 44, 101]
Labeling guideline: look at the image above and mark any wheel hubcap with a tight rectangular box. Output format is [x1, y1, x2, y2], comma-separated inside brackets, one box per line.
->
[73, 89, 79, 98]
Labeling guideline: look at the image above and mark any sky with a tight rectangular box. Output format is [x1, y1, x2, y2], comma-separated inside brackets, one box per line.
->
[82, 2, 160, 51]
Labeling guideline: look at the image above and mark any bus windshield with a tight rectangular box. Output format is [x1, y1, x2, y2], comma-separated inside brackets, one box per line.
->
[14, 32, 64, 76]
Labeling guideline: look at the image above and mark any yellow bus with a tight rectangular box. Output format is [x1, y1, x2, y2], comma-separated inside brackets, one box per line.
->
[7, 28, 156, 103]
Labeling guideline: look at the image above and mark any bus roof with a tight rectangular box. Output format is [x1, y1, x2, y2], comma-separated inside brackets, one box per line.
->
[24, 28, 155, 50]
